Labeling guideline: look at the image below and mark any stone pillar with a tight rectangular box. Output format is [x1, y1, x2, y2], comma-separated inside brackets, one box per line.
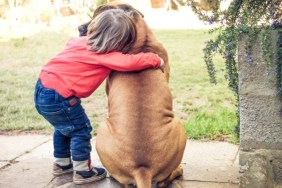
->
[239, 31, 282, 187]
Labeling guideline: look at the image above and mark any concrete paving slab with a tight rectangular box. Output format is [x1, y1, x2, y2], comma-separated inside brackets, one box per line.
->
[234, 151, 239, 166]
[182, 140, 239, 184]
[0, 158, 54, 188]
[0, 136, 239, 188]
[67, 140, 241, 187]
[51, 177, 240, 188]
[0, 135, 51, 161]
[17, 140, 53, 161]
[51, 176, 125, 188]
[0, 140, 53, 188]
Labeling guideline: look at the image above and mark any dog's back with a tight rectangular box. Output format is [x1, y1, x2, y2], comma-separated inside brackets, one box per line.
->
[95, 4, 186, 187]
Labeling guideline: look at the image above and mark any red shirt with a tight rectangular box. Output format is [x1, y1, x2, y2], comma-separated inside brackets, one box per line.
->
[40, 37, 161, 98]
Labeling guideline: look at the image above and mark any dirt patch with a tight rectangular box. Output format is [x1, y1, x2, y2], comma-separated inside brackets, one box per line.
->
[199, 134, 234, 142]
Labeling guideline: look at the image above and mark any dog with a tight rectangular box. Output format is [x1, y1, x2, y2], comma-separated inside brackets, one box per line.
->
[87, 3, 187, 187]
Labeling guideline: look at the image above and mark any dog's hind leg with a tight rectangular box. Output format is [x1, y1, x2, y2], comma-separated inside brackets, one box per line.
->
[157, 165, 183, 188]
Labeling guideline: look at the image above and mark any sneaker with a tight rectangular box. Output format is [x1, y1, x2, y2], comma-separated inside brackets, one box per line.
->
[73, 167, 107, 185]
[53, 163, 73, 176]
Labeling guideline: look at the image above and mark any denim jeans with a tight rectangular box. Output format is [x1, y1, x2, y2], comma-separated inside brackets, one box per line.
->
[34, 80, 92, 161]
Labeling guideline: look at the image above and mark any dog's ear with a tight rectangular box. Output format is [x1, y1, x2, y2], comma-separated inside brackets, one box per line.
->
[92, 4, 116, 18]
[116, 4, 144, 20]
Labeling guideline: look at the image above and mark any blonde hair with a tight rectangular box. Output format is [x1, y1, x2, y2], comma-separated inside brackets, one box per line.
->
[87, 9, 136, 53]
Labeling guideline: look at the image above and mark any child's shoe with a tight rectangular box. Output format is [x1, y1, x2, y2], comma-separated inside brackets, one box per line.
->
[73, 166, 107, 185]
[53, 163, 73, 176]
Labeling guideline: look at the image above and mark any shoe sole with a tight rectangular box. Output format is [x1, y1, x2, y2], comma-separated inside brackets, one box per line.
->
[73, 171, 107, 185]
[53, 169, 73, 176]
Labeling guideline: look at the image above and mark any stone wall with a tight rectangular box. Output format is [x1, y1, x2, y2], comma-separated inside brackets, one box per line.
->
[239, 31, 282, 187]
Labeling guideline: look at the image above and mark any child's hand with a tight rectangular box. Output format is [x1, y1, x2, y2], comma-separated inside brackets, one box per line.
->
[159, 57, 165, 72]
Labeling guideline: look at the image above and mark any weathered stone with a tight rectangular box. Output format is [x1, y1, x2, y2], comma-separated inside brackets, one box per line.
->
[238, 31, 282, 188]
[238, 32, 282, 150]
[239, 149, 282, 188]
[272, 159, 282, 184]
[239, 151, 269, 188]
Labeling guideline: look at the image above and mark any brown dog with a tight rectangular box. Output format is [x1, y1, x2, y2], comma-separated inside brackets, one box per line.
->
[93, 3, 187, 188]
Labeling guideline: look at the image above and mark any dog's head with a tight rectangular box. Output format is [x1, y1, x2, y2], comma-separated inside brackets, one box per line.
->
[79, 3, 169, 80]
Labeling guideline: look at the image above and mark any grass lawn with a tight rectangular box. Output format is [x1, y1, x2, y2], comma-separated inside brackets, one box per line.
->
[0, 29, 238, 143]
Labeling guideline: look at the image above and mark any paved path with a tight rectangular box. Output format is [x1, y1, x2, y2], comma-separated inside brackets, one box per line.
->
[0, 135, 239, 188]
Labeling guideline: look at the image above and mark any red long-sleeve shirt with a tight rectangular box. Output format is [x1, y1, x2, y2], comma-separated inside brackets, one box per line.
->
[39, 37, 161, 98]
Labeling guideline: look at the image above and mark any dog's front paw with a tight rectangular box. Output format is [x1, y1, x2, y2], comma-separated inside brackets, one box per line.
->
[157, 165, 183, 188]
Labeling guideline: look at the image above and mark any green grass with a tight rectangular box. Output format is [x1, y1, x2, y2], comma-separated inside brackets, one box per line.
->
[0, 30, 238, 143]
[0, 33, 70, 132]
[184, 107, 238, 142]
[154, 30, 238, 142]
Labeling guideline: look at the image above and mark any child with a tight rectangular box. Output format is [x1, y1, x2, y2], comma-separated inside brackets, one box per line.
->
[34, 9, 163, 185]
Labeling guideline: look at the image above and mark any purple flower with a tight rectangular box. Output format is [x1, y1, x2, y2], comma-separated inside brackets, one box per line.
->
[225, 52, 232, 59]
[208, 16, 214, 25]
[245, 55, 252, 63]
[276, 87, 282, 96]
[271, 21, 281, 28]
[211, 43, 217, 51]
[232, 87, 237, 93]
[233, 126, 239, 133]
[279, 111, 282, 117]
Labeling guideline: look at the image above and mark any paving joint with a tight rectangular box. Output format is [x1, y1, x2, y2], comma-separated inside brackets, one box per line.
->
[12, 138, 52, 161]
[43, 176, 57, 188]
[185, 179, 239, 184]
[0, 138, 52, 170]
[232, 148, 240, 164]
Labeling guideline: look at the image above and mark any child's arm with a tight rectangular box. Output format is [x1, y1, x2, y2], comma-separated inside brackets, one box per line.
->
[95, 52, 163, 72]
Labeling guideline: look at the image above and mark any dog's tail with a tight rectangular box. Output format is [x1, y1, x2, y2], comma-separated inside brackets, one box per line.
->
[133, 167, 153, 188]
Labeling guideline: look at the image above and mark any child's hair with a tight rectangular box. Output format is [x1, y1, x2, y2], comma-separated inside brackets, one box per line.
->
[87, 9, 136, 54]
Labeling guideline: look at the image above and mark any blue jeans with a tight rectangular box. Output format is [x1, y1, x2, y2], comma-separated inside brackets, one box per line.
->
[34, 80, 92, 161]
